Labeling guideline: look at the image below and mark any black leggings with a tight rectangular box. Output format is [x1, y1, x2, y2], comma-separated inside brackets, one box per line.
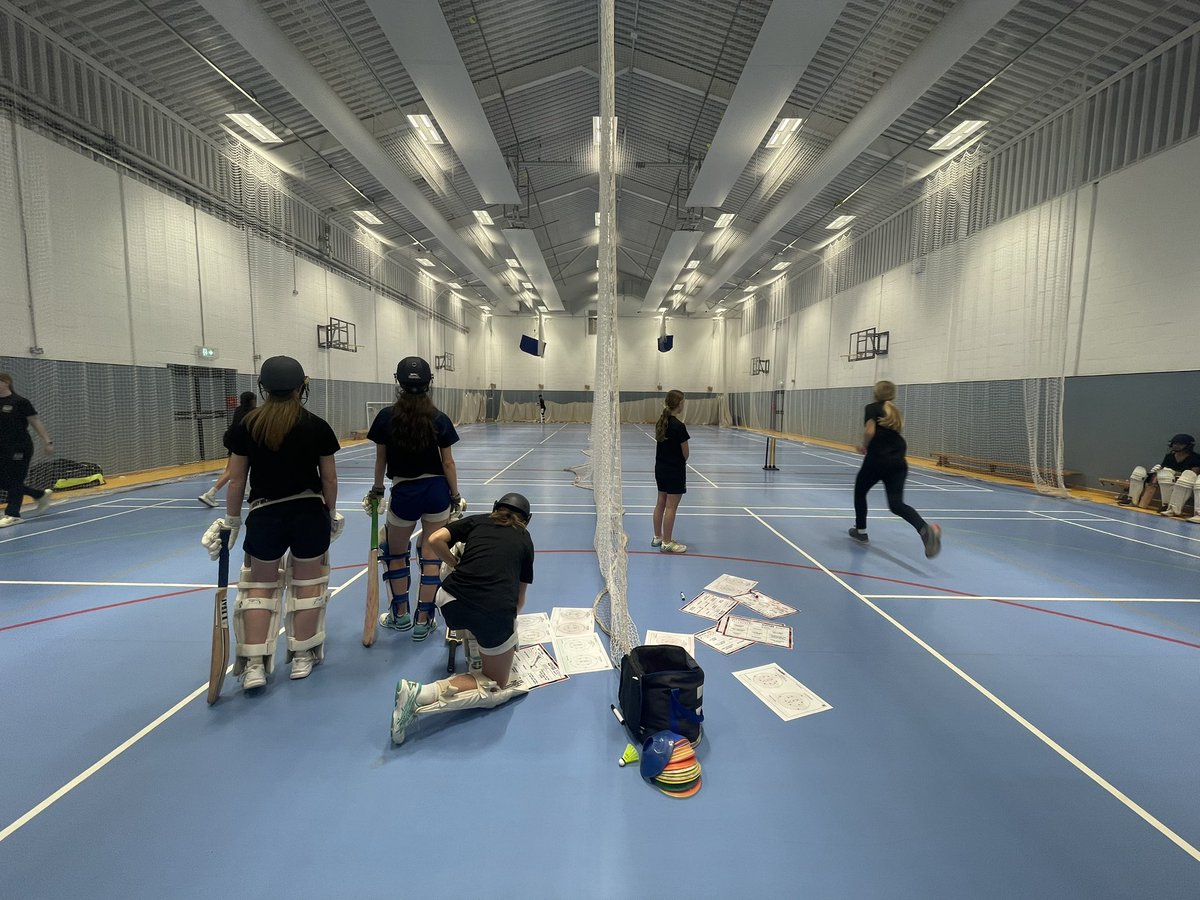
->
[854, 455, 926, 533]
[0, 454, 45, 518]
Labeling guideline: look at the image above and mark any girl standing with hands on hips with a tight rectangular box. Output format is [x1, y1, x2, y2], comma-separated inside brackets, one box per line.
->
[652, 390, 689, 553]
[847, 380, 941, 558]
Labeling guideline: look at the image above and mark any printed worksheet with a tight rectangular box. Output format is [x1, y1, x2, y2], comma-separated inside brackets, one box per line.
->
[694, 626, 753, 655]
[733, 590, 797, 619]
[552, 633, 613, 675]
[681, 592, 739, 620]
[733, 663, 831, 721]
[550, 607, 596, 637]
[511, 644, 568, 690]
[704, 574, 758, 596]
[717, 614, 793, 649]
[516, 612, 554, 646]
[644, 630, 696, 657]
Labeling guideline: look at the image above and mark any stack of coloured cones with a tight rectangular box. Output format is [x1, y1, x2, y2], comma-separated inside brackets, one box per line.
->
[650, 737, 701, 798]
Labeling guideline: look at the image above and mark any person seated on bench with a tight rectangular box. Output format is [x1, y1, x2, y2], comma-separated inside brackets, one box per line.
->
[1117, 434, 1200, 519]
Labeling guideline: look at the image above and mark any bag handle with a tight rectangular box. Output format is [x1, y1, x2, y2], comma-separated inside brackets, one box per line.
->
[668, 687, 704, 736]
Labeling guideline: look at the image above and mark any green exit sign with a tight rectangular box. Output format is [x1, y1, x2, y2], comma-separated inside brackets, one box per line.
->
[197, 346, 218, 360]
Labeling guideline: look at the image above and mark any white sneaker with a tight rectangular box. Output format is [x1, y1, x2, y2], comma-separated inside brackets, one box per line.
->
[391, 679, 422, 745]
[198, 490, 218, 508]
[0, 515, 22, 528]
[1189, 515, 1200, 524]
[289, 650, 315, 680]
[659, 540, 687, 554]
[241, 662, 267, 690]
[34, 490, 52, 514]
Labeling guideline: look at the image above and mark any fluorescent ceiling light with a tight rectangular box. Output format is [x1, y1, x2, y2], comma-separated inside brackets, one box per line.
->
[592, 115, 618, 146]
[505, 258, 521, 268]
[714, 213, 735, 229]
[473, 210, 494, 225]
[416, 257, 436, 268]
[766, 117, 803, 148]
[353, 210, 383, 225]
[446, 282, 461, 289]
[743, 285, 758, 292]
[674, 283, 687, 291]
[407, 113, 444, 145]
[826, 215, 856, 230]
[771, 262, 791, 271]
[479, 305, 491, 311]
[225, 113, 283, 144]
[930, 119, 987, 151]
[594, 212, 601, 227]
[521, 281, 534, 289]
[684, 259, 700, 269]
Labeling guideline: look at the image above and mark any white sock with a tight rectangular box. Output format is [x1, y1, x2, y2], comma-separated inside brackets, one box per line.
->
[417, 683, 439, 705]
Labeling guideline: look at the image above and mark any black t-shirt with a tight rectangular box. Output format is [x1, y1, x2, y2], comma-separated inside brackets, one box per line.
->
[222, 405, 254, 451]
[1158, 450, 1200, 475]
[367, 407, 459, 479]
[0, 393, 37, 453]
[864, 401, 907, 458]
[441, 514, 534, 618]
[225, 409, 340, 503]
[655, 416, 690, 468]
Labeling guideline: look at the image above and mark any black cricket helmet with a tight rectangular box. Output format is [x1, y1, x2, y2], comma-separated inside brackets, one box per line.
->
[1168, 433, 1195, 448]
[396, 356, 433, 394]
[258, 356, 307, 395]
[492, 492, 531, 522]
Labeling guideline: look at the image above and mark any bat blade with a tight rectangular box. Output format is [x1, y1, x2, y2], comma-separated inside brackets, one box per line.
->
[363, 498, 380, 646]
[207, 528, 231, 705]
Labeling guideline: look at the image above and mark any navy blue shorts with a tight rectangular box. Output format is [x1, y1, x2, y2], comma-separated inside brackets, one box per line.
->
[438, 591, 517, 654]
[654, 463, 687, 495]
[243, 500, 331, 561]
[388, 477, 451, 525]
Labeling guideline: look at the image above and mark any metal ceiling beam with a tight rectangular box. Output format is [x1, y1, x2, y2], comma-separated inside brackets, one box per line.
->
[689, 0, 1023, 313]
[363, 0, 520, 206]
[686, 0, 847, 209]
[193, 0, 517, 312]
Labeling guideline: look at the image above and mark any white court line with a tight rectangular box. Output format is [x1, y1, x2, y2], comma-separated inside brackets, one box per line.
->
[742, 506, 1200, 863]
[0, 566, 368, 845]
[485, 424, 568, 484]
[865, 594, 1200, 603]
[1029, 510, 1200, 559]
[0, 580, 212, 589]
[0, 500, 178, 544]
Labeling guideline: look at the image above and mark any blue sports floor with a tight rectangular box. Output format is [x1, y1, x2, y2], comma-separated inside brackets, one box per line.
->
[1, 424, 1197, 899]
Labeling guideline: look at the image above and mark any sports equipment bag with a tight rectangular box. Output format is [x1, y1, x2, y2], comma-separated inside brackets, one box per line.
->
[618, 644, 704, 745]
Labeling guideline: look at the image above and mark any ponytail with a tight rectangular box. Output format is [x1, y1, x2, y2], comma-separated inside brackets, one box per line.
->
[873, 381, 902, 431]
[655, 390, 685, 442]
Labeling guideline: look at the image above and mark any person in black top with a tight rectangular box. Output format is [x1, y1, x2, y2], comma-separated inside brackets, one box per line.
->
[390, 493, 534, 746]
[0, 372, 55, 528]
[848, 381, 941, 558]
[198, 391, 257, 507]
[538, 392, 547, 423]
[364, 356, 463, 640]
[1118, 433, 1200, 519]
[652, 390, 690, 553]
[201, 356, 343, 690]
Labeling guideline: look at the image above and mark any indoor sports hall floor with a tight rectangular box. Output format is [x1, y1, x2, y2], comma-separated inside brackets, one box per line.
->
[1, 423, 1197, 899]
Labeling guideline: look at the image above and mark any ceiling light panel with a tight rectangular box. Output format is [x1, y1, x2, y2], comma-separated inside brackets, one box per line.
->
[407, 113, 444, 145]
[766, 117, 804, 148]
[827, 215, 856, 229]
[225, 113, 282, 144]
[353, 210, 383, 225]
[473, 210, 494, 225]
[930, 120, 987, 151]
[714, 213, 735, 229]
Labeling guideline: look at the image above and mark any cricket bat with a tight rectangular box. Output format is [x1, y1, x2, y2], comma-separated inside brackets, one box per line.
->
[206, 528, 231, 705]
[362, 497, 380, 646]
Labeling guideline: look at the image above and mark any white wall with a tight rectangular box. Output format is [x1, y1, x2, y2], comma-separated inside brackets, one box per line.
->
[0, 123, 481, 386]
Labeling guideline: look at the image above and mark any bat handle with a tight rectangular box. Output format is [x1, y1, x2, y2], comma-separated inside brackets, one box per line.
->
[217, 528, 231, 587]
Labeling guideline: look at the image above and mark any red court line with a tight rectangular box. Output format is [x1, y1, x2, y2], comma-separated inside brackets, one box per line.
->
[989, 598, 1200, 650]
[0, 562, 367, 633]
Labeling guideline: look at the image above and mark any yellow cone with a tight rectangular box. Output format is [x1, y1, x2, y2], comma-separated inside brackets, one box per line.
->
[618, 743, 640, 767]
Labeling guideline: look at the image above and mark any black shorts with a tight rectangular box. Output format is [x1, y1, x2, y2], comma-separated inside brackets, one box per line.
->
[438, 592, 517, 654]
[242, 499, 331, 561]
[654, 463, 687, 495]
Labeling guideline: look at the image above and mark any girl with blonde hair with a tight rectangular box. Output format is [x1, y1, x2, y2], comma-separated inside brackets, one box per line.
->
[848, 381, 941, 558]
[652, 390, 690, 553]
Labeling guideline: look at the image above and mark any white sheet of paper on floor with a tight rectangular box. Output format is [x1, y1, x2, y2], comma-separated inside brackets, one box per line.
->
[552, 632, 613, 675]
[644, 629, 696, 657]
[511, 644, 568, 689]
[550, 606, 596, 637]
[516, 612, 554, 646]
[681, 591, 738, 620]
[694, 626, 753, 655]
[733, 663, 831, 722]
[717, 614, 793, 649]
[732, 590, 797, 619]
[704, 574, 758, 596]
